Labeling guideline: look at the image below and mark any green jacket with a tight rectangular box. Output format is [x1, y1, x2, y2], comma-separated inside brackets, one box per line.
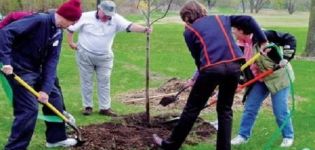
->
[254, 45, 295, 94]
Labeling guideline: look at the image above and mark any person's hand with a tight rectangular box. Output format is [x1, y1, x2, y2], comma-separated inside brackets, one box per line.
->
[69, 42, 78, 50]
[259, 42, 270, 56]
[184, 79, 195, 88]
[144, 27, 152, 34]
[38, 91, 49, 103]
[279, 59, 288, 68]
[1, 65, 13, 75]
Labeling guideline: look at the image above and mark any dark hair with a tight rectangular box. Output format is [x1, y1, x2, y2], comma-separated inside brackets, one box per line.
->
[233, 24, 253, 35]
[180, 0, 207, 24]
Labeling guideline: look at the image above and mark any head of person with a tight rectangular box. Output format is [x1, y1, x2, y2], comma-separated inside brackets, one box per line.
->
[179, 0, 207, 25]
[56, 0, 82, 28]
[97, 0, 116, 22]
[232, 26, 253, 41]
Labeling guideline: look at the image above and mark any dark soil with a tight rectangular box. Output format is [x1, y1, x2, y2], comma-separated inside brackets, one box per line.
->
[72, 112, 216, 150]
[71, 77, 283, 150]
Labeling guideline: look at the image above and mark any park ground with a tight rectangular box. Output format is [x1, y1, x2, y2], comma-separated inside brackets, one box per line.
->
[0, 10, 314, 150]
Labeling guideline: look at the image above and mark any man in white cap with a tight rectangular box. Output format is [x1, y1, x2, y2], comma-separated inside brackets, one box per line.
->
[67, 0, 151, 116]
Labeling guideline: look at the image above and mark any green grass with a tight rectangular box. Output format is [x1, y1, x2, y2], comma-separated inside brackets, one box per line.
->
[0, 15, 315, 150]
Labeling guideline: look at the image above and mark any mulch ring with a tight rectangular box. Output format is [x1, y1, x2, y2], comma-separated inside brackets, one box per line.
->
[71, 112, 216, 150]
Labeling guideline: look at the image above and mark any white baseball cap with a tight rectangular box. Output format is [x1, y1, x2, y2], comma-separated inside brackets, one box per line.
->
[98, 0, 116, 16]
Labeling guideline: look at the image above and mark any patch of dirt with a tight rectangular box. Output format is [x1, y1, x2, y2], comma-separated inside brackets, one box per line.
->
[72, 113, 216, 150]
[71, 78, 301, 150]
[118, 78, 273, 114]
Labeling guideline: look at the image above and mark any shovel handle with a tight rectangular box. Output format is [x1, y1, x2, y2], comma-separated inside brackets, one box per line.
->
[175, 86, 190, 97]
[12, 73, 69, 122]
[237, 68, 274, 92]
[241, 53, 261, 71]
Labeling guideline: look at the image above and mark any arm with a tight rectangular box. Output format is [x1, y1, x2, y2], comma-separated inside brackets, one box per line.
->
[114, 14, 151, 33]
[66, 30, 77, 50]
[0, 16, 42, 66]
[66, 14, 85, 50]
[127, 23, 151, 33]
[41, 30, 62, 94]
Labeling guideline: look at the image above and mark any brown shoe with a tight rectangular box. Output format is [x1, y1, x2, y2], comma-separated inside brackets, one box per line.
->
[82, 107, 93, 115]
[99, 109, 118, 117]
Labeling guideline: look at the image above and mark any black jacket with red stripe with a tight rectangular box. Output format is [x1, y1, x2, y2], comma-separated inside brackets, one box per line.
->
[184, 15, 267, 71]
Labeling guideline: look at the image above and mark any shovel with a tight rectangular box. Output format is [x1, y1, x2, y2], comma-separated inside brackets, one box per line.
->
[159, 86, 190, 106]
[162, 97, 217, 124]
[8, 73, 85, 146]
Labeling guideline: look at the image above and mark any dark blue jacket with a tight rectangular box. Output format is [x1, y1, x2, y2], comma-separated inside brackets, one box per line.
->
[184, 15, 267, 71]
[0, 13, 62, 94]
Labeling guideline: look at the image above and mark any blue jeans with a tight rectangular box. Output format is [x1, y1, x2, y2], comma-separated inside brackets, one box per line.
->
[238, 81, 294, 139]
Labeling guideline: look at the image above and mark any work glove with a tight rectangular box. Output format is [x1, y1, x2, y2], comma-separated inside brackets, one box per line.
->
[283, 45, 295, 60]
[279, 59, 288, 68]
[63, 111, 76, 126]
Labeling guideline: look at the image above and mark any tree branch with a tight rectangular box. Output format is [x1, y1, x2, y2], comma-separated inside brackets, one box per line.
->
[150, 0, 174, 26]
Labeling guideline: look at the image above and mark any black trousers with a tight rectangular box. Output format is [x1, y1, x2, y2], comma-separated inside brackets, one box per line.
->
[161, 62, 241, 150]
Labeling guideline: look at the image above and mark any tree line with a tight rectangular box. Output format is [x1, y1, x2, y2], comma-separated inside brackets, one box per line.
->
[0, 0, 311, 15]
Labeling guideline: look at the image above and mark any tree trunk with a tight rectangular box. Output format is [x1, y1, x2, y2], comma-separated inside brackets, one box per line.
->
[287, 0, 296, 15]
[304, 0, 315, 56]
[17, 0, 23, 10]
[241, 0, 246, 13]
[205, 0, 216, 9]
[249, 0, 254, 13]
[96, 0, 101, 9]
[254, 0, 266, 13]
[145, 0, 151, 125]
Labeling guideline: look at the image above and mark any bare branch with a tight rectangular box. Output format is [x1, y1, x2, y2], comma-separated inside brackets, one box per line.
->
[137, 0, 149, 21]
[150, 0, 174, 26]
[141, 9, 149, 21]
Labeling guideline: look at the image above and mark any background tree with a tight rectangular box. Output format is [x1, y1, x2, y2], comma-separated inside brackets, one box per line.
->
[287, 0, 296, 14]
[204, 0, 216, 9]
[304, 0, 315, 56]
[249, 0, 255, 13]
[241, 0, 246, 13]
[249, 0, 269, 13]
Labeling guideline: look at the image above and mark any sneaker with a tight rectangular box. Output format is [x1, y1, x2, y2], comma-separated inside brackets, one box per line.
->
[46, 138, 77, 148]
[99, 108, 118, 117]
[280, 138, 293, 147]
[231, 135, 248, 145]
[82, 107, 93, 115]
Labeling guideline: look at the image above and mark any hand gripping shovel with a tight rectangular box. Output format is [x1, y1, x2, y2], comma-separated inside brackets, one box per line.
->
[159, 86, 190, 106]
[8, 73, 85, 146]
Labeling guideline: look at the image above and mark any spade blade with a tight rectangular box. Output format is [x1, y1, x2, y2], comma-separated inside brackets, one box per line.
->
[159, 95, 177, 106]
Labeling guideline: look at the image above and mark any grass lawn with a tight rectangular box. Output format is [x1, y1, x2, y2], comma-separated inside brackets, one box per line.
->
[0, 12, 314, 150]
